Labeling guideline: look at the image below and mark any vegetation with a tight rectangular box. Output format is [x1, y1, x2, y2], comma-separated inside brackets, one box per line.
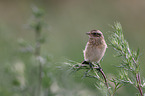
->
[0, 2, 145, 96]
[67, 22, 144, 96]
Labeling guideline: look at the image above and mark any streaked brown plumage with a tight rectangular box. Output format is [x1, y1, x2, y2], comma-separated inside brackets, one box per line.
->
[83, 30, 107, 64]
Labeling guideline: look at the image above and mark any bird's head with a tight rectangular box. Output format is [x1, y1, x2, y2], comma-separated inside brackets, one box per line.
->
[86, 30, 104, 39]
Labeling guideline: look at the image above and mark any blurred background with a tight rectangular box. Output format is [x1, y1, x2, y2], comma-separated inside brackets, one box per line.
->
[0, 0, 145, 96]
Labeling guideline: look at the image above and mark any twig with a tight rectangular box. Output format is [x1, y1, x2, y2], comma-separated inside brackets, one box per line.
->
[98, 68, 109, 88]
[128, 48, 143, 96]
[136, 73, 143, 96]
[95, 67, 112, 96]
[73, 63, 111, 95]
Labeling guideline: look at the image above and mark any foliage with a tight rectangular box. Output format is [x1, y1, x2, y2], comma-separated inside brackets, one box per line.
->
[110, 22, 143, 96]
[67, 22, 144, 96]
[0, 4, 144, 96]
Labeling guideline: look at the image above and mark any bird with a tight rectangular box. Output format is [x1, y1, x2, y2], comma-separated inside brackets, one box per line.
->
[82, 30, 107, 68]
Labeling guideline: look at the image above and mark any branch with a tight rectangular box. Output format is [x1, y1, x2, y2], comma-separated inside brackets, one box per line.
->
[98, 68, 109, 88]
[72, 63, 111, 95]
[110, 22, 143, 96]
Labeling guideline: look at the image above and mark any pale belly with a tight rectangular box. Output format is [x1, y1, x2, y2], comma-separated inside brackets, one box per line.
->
[84, 43, 107, 63]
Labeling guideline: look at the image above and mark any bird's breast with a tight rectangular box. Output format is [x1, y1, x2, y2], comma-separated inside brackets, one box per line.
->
[84, 42, 107, 63]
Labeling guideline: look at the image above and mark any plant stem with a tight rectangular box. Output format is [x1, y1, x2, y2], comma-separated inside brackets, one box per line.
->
[73, 63, 112, 95]
[95, 64, 109, 88]
[127, 48, 143, 96]
[97, 68, 112, 96]
[136, 73, 143, 96]
[98, 68, 109, 88]
[35, 22, 42, 96]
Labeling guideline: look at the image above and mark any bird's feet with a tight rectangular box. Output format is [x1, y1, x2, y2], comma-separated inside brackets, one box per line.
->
[82, 61, 89, 64]
[82, 61, 93, 69]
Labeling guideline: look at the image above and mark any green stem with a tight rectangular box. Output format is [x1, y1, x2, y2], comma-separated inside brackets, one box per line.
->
[136, 73, 143, 96]
[35, 22, 42, 96]
[127, 49, 143, 96]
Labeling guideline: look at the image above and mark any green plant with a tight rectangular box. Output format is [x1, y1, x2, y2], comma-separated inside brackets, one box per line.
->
[66, 22, 144, 96]
[31, 6, 44, 96]
[18, 6, 53, 96]
[110, 22, 143, 96]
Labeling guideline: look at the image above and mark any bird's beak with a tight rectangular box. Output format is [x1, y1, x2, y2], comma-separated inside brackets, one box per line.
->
[86, 32, 90, 35]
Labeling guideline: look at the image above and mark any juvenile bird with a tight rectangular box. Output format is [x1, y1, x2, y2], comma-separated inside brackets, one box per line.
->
[82, 30, 107, 68]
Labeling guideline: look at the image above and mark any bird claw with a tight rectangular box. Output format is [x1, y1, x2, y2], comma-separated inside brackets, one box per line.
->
[82, 61, 93, 69]
[81, 61, 102, 70]
[82, 61, 89, 64]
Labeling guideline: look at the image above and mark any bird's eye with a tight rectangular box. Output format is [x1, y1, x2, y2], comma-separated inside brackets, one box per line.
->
[92, 33, 97, 35]
[92, 33, 101, 37]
